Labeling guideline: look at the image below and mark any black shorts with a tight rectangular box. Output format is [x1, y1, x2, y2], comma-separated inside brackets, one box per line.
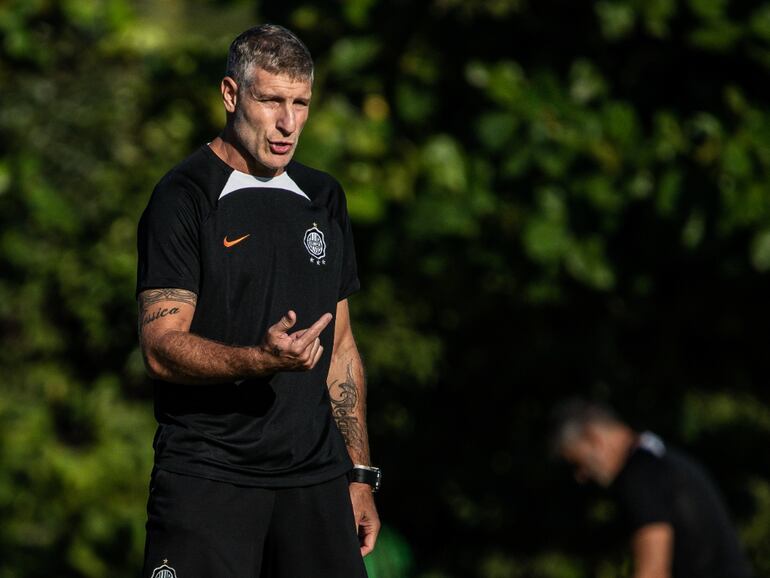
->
[142, 469, 368, 578]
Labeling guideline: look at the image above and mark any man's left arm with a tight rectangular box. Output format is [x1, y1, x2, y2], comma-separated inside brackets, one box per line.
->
[327, 298, 380, 556]
[631, 523, 673, 578]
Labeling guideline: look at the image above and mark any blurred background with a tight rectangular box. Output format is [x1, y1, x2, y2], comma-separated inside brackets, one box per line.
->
[2, 0, 770, 576]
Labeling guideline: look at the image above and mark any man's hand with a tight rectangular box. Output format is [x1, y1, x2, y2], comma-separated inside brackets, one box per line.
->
[349, 483, 380, 556]
[260, 310, 333, 371]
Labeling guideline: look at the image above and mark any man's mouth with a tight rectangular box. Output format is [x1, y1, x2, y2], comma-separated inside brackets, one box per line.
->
[269, 141, 293, 154]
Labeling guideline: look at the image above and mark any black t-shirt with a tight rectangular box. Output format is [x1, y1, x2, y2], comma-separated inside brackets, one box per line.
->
[136, 145, 359, 488]
[612, 433, 753, 578]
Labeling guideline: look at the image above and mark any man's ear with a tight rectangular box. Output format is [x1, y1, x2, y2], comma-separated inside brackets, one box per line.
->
[221, 76, 238, 113]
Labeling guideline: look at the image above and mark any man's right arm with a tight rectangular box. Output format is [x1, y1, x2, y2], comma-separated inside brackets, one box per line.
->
[631, 523, 673, 578]
[138, 288, 332, 385]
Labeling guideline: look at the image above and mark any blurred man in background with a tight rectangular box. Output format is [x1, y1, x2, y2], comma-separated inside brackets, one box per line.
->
[550, 399, 752, 578]
[136, 24, 379, 577]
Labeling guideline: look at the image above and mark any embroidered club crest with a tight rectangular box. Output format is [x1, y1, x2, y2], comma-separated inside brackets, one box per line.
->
[150, 561, 177, 578]
[304, 223, 326, 265]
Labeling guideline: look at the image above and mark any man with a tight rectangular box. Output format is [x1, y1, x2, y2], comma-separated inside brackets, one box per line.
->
[550, 399, 752, 578]
[136, 24, 380, 578]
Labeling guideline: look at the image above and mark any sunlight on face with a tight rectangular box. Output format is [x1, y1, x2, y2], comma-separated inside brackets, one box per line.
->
[232, 67, 312, 176]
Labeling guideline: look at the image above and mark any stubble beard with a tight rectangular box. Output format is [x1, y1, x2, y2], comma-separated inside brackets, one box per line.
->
[231, 109, 289, 176]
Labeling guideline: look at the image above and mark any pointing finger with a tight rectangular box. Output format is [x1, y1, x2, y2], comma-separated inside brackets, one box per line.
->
[294, 313, 333, 349]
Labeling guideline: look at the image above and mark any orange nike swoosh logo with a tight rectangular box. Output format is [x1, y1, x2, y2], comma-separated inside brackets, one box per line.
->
[223, 234, 250, 248]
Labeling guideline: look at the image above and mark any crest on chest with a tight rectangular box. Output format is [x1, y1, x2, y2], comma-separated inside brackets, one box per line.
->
[304, 223, 327, 265]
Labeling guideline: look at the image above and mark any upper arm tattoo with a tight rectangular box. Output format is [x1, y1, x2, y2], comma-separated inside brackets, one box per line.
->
[138, 288, 197, 334]
[139, 288, 197, 308]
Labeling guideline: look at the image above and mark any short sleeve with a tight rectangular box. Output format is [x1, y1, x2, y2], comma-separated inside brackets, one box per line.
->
[136, 180, 202, 297]
[334, 183, 360, 301]
[614, 453, 673, 532]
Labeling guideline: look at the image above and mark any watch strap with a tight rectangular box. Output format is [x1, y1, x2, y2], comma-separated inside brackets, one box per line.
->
[348, 465, 382, 492]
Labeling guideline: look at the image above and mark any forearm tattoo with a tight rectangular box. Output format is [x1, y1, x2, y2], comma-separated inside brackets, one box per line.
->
[328, 361, 364, 453]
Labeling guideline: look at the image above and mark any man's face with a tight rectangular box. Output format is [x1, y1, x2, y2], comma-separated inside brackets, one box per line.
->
[561, 429, 615, 487]
[230, 67, 312, 176]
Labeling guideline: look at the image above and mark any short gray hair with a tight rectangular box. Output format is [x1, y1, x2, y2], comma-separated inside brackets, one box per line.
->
[548, 398, 620, 456]
[226, 24, 314, 87]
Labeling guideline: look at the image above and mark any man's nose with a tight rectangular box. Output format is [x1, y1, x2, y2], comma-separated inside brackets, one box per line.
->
[276, 104, 296, 135]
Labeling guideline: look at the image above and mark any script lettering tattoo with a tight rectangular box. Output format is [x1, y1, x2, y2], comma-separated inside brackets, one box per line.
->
[140, 307, 180, 329]
[328, 361, 364, 453]
[138, 289, 196, 334]
[138, 288, 197, 308]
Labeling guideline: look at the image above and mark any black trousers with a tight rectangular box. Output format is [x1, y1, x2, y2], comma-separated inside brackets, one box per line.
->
[142, 469, 368, 578]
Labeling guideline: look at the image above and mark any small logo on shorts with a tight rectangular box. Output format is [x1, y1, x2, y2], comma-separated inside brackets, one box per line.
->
[151, 560, 177, 578]
[304, 223, 326, 265]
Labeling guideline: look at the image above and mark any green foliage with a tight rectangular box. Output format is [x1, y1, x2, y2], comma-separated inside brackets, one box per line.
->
[364, 525, 414, 578]
[3, 0, 770, 577]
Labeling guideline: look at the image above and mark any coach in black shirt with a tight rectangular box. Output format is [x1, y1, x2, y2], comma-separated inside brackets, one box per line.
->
[136, 24, 379, 578]
[551, 400, 752, 578]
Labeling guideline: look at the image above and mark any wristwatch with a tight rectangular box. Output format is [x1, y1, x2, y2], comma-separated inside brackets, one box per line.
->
[348, 464, 382, 493]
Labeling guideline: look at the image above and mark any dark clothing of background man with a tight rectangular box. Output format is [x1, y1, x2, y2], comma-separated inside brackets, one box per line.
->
[612, 434, 753, 578]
